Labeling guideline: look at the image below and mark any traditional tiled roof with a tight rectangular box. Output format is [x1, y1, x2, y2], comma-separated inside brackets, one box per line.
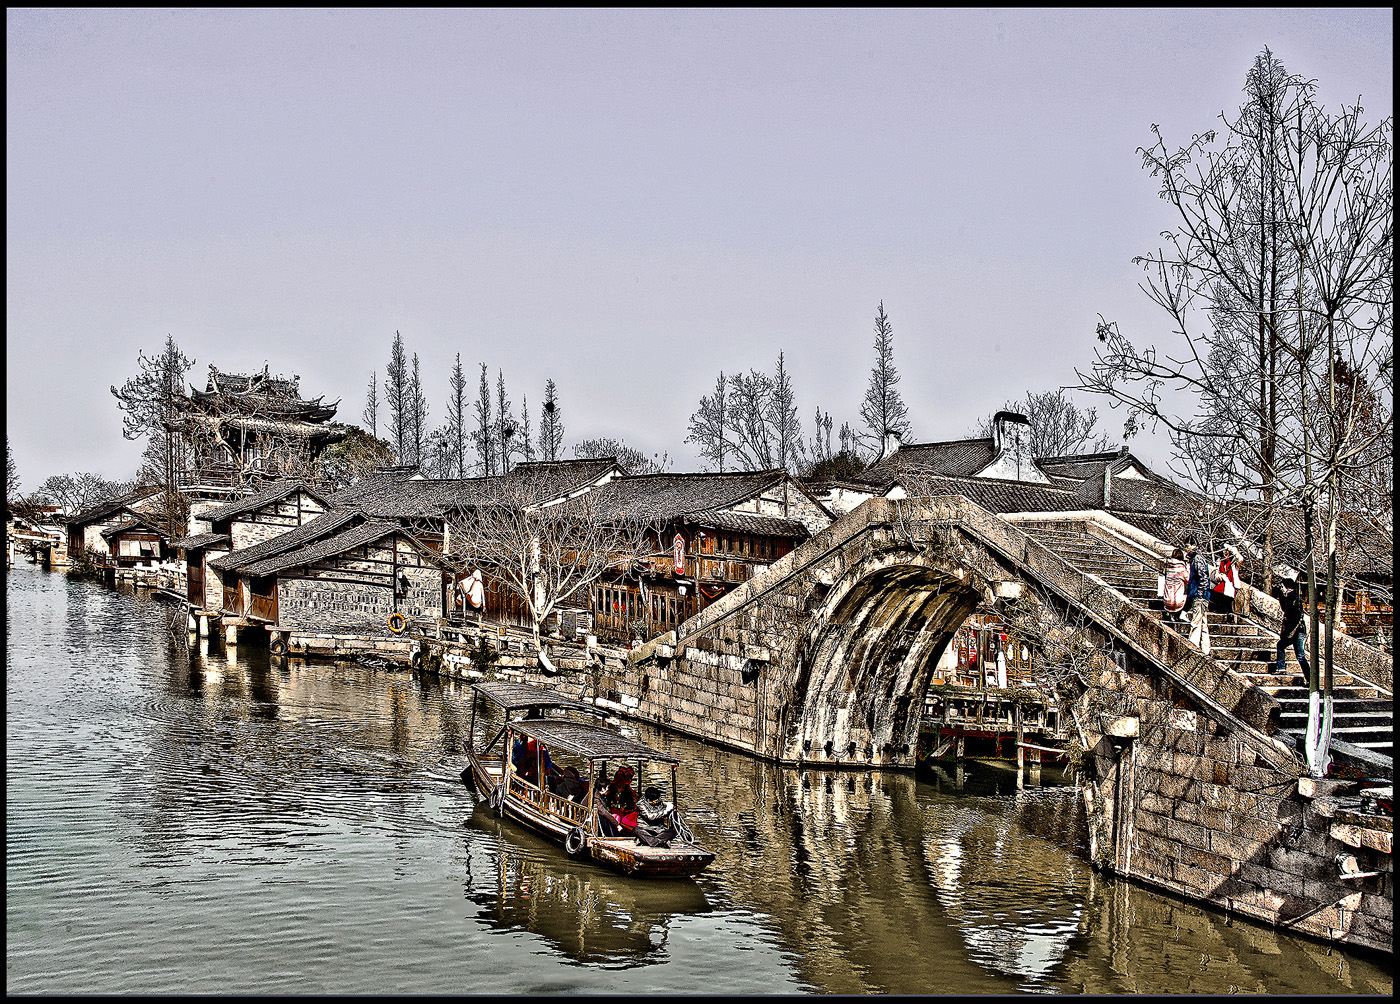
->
[859, 439, 997, 485]
[561, 470, 794, 525]
[99, 516, 166, 539]
[352, 477, 502, 520]
[186, 364, 340, 423]
[503, 457, 621, 498]
[200, 480, 329, 524]
[1036, 449, 1173, 489]
[239, 520, 458, 577]
[690, 508, 810, 538]
[65, 485, 163, 527]
[169, 532, 232, 551]
[326, 465, 424, 505]
[895, 473, 1086, 515]
[345, 459, 624, 521]
[209, 508, 365, 572]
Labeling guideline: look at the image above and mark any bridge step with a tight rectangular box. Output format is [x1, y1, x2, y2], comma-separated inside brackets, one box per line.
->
[1019, 519, 1393, 758]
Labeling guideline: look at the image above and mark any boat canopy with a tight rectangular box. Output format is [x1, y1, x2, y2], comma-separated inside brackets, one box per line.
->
[511, 719, 680, 765]
[471, 681, 600, 716]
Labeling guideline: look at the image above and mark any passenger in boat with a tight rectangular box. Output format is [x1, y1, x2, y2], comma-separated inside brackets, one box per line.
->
[592, 777, 621, 836]
[604, 766, 639, 831]
[551, 766, 587, 802]
[634, 785, 677, 847]
[515, 737, 555, 786]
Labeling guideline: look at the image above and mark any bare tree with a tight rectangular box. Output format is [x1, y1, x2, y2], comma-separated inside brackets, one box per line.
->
[573, 437, 669, 476]
[495, 370, 521, 473]
[39, 473, 132, 519]
[538, 379, 565, 462]
[686, 371, 729, 472]
[518, 395, 536, 464]
[1074, 49, 1393, 776]
[770, 351, 804, 474]
[805, 407, 835, 467]
[446, 473, 653, 660]
[687, 354, 807, 473]
[6, 437, 18, 504]
[859, 301, 911, 456]
[972, 389, 1115, 457]
[110, 335, 195, 538]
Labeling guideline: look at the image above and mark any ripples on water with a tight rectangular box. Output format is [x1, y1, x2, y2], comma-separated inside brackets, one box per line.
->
[5, 565, 1391, 994]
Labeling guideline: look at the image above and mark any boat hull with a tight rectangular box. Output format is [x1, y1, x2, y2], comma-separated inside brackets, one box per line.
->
[467, 758, 714, 879]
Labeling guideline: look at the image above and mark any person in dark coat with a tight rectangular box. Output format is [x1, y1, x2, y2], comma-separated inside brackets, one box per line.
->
[1273, 574, 1311, 678]
[634, 785, 677, 847]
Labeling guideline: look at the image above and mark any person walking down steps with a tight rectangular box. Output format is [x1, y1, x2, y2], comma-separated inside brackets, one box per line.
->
[1273, 573, 1311, 681]
[1184, 539, 1212, 656]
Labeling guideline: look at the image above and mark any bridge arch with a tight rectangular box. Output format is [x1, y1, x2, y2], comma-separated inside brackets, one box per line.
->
[781, 546, 985, 766]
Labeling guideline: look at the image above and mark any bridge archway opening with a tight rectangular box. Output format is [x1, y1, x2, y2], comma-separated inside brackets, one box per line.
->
[786, 560, 984, 766]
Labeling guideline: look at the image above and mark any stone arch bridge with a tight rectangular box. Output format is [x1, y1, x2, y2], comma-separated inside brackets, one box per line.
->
[618, 496, 1313, 773]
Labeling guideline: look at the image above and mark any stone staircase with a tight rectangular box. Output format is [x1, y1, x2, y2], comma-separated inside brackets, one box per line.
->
[1016, 521, 1393, 759]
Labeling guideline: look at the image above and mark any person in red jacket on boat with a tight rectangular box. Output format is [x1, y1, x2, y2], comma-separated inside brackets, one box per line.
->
[604, 766, 638, 832]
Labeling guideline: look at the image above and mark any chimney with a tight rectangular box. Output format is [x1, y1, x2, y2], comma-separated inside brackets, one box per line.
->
[880, 429, 902, 461]
[979, 411, 1049, 484]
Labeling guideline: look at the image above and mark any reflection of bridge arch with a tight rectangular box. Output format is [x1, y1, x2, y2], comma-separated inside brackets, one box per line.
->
[787, 556, 982, 767]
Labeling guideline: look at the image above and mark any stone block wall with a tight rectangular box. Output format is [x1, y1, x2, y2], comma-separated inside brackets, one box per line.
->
[228, 495, 326, 552]
[1080, 669, 1391, 954]
[279, 563, 441, 635]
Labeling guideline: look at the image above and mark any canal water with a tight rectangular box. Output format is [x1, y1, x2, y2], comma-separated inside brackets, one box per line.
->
[6, 563, 1391, 994]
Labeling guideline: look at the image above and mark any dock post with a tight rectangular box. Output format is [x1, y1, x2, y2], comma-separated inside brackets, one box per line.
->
[1015, 702, 1025, 790]
[224, 622, 237, 647]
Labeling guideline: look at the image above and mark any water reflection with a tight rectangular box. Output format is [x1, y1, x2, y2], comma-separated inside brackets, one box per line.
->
[465, 802, 711, 966]
[7, 564, 1393, 996]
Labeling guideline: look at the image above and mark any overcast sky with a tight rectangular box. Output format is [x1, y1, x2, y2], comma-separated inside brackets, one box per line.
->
[7, 8, 1393, 488]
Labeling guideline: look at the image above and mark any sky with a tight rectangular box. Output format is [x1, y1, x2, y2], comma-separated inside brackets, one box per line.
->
[6, 8, 1393, 489]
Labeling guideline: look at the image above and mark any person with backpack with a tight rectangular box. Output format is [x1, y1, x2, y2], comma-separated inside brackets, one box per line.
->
[1184, 539, 1212, 656]
[1162, 547, 1190, 622]
[1273, 574, 1311, 679]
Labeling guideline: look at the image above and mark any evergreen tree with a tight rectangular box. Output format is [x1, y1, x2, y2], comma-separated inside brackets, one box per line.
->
[363, 370, 379, 440]
[472, 362, 494, 476]
[538, 379, 565, 462]
[384, 331, 408, 461]
[446, 354, 468, 478]
[410, 353, 428, 467]
[858, 301, 911, 455]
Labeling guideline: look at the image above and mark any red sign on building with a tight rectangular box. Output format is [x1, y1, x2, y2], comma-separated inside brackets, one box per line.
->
[673, 533, 685, 575]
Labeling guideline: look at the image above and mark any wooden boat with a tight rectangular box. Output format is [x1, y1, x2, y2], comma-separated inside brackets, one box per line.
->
[462, 681, 715, 878]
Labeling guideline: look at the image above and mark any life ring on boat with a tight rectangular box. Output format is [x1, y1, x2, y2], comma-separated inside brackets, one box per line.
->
[269, 637, 288, 656]
[387, 612, 407, 634]
[565, 825, 587, 856]
[487, 783, 507, 817]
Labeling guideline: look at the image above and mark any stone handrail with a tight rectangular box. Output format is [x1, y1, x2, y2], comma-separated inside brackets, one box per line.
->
[1003, 509, 1393, 697]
